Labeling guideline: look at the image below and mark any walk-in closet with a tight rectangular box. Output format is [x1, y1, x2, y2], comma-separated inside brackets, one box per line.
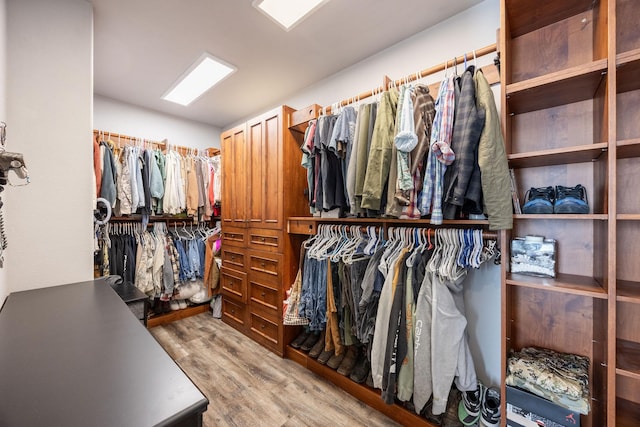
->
[1, 0, 636, 426]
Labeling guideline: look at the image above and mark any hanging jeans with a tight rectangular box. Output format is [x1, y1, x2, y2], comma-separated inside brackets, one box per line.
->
[299, 255, 328, 332]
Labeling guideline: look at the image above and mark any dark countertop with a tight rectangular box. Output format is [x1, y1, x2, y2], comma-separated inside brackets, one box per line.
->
[0, 279, 208, 427]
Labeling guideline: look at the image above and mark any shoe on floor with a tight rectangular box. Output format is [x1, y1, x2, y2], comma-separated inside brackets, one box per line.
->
[349, 352, 370, 383]
[300, 332, 321, 351]
[178, 300, 187, 309]
[170, 300, 180, 311]
[365, 370, 374, 388]
[554, 184, 589, 214]
[327, 351, 345, 369]
[522, 186, 554, 214]
[480, 387, 501, 427]
[458, 382, 484, 426]
[308, 330, 326, 359]
[337, 346, 359, 376]
[290, 330, 310, 349]
[443, 387, 464, 427]
[317, 349, 334, 365]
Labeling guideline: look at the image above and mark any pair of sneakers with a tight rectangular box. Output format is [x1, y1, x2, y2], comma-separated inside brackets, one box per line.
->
[458, 382, 500, 427]
[522, 184, 589, 214]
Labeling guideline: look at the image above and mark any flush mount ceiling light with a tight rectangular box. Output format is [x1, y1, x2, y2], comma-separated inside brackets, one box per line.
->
[253, 0, 329, 31]
[162, 53, 236, 106]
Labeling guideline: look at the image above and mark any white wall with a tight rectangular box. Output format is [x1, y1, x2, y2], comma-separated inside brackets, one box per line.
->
[270, 0, 500, 117]
[277, 0, 503, 387]
[0, 0, 6, 304]
[94, 95, 221, 151]
[5, 0, 93, 293]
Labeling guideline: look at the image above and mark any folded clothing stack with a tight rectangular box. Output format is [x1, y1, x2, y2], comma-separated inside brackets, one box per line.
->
[506, 347, 590, 415]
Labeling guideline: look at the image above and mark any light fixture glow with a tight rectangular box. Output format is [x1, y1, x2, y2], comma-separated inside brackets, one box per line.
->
[253, 0, 329, 31]
[162, 54, 235, 106]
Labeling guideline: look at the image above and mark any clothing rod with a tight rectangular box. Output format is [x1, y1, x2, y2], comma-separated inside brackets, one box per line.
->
[317, 223, 497, 241]
[93, 129, 218, 156]
[325, 43, 497, 114]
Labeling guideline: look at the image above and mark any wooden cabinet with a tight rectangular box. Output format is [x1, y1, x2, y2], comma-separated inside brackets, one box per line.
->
[221, 124, 247, 228]
[501, 0, 640, 424]
[219, 106, 308, 356]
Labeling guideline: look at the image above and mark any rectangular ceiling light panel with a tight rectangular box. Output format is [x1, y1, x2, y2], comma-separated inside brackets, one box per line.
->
[162, 53, 236, 106]
[253, 0, 329, 31]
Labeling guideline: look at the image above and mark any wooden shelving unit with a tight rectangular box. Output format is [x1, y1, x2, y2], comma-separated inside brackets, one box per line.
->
[502, 0, 640, 424]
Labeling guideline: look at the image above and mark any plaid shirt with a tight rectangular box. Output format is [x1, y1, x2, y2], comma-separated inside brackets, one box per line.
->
[442, 66, 486, 218]
[418, 76, 455, 224]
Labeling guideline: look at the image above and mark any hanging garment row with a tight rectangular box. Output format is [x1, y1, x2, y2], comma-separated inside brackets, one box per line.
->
[300, 63, 511, 231]
[94, 220, 221, 311]
[290, 224, 497, 417]
[93, 135, 222, 224]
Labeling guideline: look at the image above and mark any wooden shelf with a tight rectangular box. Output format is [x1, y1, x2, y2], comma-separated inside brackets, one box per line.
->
[287, 216, 490, 236]
[506, 272, 607, 299]
[147, 303, 210, 328]
[617, 138, 640, 159]
[285, 346, 437, 427]
[111, 214, 194, 222]
[508, 143, 607, 169]
[513, 214, 608, 220]
[506, 0, 595, 38]
[506, 59, 607, 114]
[617, 214, 640, 221]
[617, 339, 640, 380]
[617, 280, 640, 303]
[617, 398, 640, 427]
[617, 48, 640, 94]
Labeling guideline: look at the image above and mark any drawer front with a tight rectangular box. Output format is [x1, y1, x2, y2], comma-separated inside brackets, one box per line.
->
[222, 297, 247, 330]
[221, 227, 246, 248]
[249, 280, 280, 315]
[221, 248, 246, 271]
[220, 266, 247, 303]
[248, 251, 282, 281]
[249, 312, 279, 346]
[247, 228, 282, 252]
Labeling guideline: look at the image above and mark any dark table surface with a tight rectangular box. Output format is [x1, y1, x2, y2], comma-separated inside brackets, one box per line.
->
[0, 279, 208, 427]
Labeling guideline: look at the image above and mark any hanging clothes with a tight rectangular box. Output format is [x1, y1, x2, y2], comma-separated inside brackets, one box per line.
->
[418, 76, 456, 224]
[474, 70, 512, 230]
[361, 89, 399, 213]
[100, 140, 117, 208]
[442, 65, 486, 219]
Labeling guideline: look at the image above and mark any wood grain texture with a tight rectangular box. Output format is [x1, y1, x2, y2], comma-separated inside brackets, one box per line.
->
[150, 313, 401, 427]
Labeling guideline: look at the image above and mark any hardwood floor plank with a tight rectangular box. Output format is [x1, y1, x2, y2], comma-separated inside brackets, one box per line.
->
[150, 313, 401, 427]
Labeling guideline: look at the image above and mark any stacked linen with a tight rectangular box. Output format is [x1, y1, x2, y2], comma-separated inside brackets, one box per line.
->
[506, 347, 590, 415]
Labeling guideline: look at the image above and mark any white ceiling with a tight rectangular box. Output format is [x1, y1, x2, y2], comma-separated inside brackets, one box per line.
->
[90, 0, 483, 129]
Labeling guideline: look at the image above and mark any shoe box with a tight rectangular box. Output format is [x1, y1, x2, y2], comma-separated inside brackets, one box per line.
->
[506, 386, 580, 427]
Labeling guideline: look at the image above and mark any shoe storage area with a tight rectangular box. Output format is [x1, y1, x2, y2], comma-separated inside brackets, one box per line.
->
[502, 0, 640, 425]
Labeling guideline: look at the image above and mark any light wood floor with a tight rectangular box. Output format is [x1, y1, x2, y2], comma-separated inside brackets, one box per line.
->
[150, 312, 401, 427]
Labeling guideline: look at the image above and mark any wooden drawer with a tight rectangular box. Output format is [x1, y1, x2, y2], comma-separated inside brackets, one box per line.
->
[287, 218, 317, 235]
[222, 297, 247, 330]
[247, 250, 282, 282]
[220, 266, 247, 303]
[249, 280, 280, 316]
[249, 311, 279, 347]
[221, 227, 246, 248]
[247, 228, 282, 252]
[221, 247, 246, 271]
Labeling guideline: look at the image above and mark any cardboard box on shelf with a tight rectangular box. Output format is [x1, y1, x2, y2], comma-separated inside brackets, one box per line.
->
[506, 386, 581, 427]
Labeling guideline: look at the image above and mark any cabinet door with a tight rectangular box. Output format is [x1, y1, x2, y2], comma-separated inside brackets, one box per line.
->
[246, 108, 283, 229]
[221, 124, 247, 227]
